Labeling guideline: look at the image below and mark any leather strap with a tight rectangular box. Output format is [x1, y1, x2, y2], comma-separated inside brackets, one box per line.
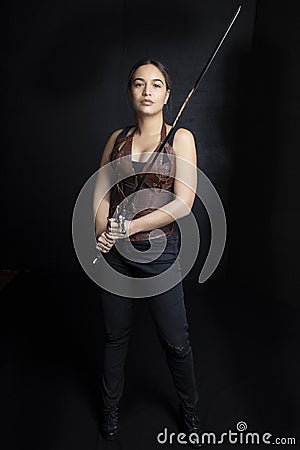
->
[129, 226, 176, 242]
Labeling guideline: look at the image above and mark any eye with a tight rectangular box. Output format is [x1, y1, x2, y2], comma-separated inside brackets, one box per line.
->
[134, 82, 144, 88]
[153, 83, 162, 88]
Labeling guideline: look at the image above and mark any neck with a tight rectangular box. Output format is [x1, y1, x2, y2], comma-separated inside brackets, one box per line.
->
[134, 114, 164, 136]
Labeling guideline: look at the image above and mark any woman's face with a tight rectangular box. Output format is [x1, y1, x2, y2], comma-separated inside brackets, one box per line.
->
[129, 64, 170, 116]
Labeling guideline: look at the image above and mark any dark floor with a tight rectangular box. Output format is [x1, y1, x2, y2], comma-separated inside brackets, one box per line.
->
[3, 271, 300, 450]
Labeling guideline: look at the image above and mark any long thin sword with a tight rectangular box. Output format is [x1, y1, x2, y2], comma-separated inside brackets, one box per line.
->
[130, 4, 242, 195]
[93, 5, 242, 261]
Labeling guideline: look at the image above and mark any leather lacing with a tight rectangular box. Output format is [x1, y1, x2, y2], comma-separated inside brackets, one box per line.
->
[103, 406, 119, 429]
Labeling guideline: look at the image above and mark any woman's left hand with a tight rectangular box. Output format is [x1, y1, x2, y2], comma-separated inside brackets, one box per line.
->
[107, 218, 134, 240]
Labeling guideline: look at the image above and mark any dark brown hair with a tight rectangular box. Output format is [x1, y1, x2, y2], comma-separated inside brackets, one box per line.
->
[127, 59, 171, 91]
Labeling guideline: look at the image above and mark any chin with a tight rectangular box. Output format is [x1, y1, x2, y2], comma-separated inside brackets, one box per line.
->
[136, 108, 161, 117]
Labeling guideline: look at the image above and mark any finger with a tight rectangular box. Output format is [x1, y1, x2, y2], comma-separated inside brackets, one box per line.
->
[104, 232, 115, 242]
[97, 239, 109, 249]
[111, 236, 122, 241]
[108, 223, 119, 231]
[110, 229, 123, 236]
[107, 218, 117, 228]
[110, 233, 121, 240]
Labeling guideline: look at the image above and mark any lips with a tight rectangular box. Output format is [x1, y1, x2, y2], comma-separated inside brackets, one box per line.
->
[141, 100, 153, 105]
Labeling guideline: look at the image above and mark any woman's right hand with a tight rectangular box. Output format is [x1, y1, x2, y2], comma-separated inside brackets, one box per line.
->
[96, 230, 115, 253]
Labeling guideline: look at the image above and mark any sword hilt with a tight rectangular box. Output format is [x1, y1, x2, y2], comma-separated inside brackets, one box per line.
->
[115, 204, 127, 234]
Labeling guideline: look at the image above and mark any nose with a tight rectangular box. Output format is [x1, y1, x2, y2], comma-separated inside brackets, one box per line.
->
[142, 83, 151, 96]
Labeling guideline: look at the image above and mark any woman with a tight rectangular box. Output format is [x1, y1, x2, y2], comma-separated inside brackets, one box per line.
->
[94, 59, 202, 448]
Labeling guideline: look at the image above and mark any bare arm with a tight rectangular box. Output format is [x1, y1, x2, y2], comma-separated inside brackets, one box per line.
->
[93, 129, 123, 239]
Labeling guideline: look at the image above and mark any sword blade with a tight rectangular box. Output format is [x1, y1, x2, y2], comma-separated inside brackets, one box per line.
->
[171, 4, 242, 132]
[128, 5, 242, 196]
[194, 5, 242, 92]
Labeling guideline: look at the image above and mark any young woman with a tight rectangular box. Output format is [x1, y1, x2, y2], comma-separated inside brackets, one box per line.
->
[94, 59, 202, 448]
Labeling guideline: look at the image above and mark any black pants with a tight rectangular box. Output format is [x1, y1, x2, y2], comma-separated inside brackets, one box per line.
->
[100, 232, 199, 410]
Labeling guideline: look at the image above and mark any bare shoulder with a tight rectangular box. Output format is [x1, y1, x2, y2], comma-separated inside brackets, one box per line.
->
[174, 127, 195, 140]
[103, 128, 124, 152]
[109, 127, 125, 142]
[172, 127, 196, 160]
[100, 128, 124, 165]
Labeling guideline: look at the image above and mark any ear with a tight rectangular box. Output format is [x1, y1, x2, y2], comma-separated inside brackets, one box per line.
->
[164, 89, 170, 105]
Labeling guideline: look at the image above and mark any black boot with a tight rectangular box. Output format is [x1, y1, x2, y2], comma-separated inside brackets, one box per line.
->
[178, 404, 203, 448]
[100, 404, 120, 440]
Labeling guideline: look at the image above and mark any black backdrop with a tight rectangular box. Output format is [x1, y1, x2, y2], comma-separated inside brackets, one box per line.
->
[2, 2, 300, 449]
[2, 0, 300, 307]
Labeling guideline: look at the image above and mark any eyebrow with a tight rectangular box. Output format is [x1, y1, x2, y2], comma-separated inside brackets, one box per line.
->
[132, 77, 165, 84]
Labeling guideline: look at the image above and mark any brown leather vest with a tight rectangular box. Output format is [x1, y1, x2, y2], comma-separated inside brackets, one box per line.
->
[108, 123, 177, 242]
